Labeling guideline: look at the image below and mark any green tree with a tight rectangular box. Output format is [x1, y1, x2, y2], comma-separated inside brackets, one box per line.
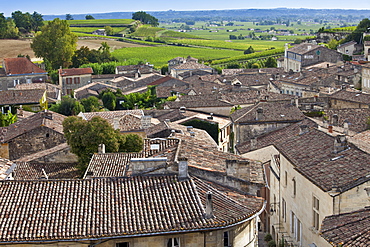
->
[0, 111, 17, 127]
[65, 14, 73, 20]
[132, 11, 158, 27]
[244, 46, 254, 54]
[265, 57, 277, 68]
[0, 14, 19, 39]
[119, 134, 143, 152]
[345, 18, 370, 43]
[102, 91, 116, 110]
[80, 96, 101, 112]
[63, 116, 143, 167]
[31, 18, 77, 70]
[11, 11, 31, 33]
[31, 11, 44, 32]
[85, 15, 95, 20]
[104, 26, 114, 36]
[328, 38, 339, 49]
[49, 96, 84, 116]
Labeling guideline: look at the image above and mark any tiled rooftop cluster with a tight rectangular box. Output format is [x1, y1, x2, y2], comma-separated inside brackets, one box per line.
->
[321, 208, 370, 246]
[0, 89, 50, 105]
[3, 57, 47, 75]
[231, 101, 305, 123]
[0, 175, 263, 242]
[13, 162, 81, 179]
[237, 118, 370, 192]
[329, 89, 370, 105]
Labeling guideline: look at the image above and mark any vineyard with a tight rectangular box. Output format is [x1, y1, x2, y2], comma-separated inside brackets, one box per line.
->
[111, 46, 243, 67]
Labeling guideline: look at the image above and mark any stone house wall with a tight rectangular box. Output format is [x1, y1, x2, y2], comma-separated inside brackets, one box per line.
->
[7, 126, 65, 160]
[60, 74, 92, 95]
[0, 74, 48, 91]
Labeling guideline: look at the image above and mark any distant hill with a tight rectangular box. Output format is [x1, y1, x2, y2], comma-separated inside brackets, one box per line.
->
[43, 8, 370, 22]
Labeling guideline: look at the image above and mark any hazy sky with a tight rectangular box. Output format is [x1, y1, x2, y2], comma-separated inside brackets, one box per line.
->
[2, 0, 370, 16]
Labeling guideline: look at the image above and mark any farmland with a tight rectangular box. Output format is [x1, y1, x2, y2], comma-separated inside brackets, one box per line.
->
[111, 46, 243, 67]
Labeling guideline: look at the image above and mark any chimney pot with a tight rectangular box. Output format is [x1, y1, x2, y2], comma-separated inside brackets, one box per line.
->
[98, 144, 106, 154]
[178, 157, 189, 181]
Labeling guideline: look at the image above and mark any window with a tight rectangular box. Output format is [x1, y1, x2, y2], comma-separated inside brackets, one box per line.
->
[282, 198, 286, 222]
[292, 178, 296, 197]
[116, 243, 129, 247]
[291, 211, 301, 243]
[74, 77, 80, 84]
[66, 78, 72, 84]
[284, 171, 287, 187]
[223, 231, 230, 247]
[313, 196, 320, 231]
[167, 238, 180, 247]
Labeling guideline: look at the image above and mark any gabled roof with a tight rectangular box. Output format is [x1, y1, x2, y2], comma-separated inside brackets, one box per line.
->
[58, 67, 93, 77]
[78, 110, 143, 121]
[237, 118, 370, 193]
[329, 89, 370, 105]
[230, 101, 304, 123]
[172, 62, 212, 70]
[287, 43, 321, 55]
[0, 175, 263, 243]
[0, 89, 48, 105]
[148, 76, 188, 86]
[321, 208, 370, 246]
[3, 57, 47, 76]
[2, 111, 66, 142]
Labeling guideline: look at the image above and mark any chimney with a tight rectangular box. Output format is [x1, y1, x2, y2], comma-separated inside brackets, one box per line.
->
[98, 143, 105, 154]
[333, 135, 348, 153]
[113, 117, 120, 130]
[207, 113, 214, 120]
[295, 97, 299, 108]
[178, 157, 189, 181]
[205, 191, 213, 219]
[250, 138, 257, 150]
[343, 121, 349, 135]
[299, 125, 309, 135]
[256, 107, 263, 121]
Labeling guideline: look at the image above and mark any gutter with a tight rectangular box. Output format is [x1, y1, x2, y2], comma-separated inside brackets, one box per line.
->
[0, 202, 267, 245]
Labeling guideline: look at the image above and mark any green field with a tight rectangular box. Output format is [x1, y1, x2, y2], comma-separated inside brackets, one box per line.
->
[111, 46, 243, 67]
[70, 27, 126, 33]
[67, 19, 134, 25]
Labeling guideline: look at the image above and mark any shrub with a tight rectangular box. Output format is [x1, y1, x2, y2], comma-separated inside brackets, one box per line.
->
[264, 233, 273, 242]
[268, 240, 276, 247]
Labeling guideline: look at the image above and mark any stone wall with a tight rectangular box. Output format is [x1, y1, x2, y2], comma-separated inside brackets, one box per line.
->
[8, 126, 65, 160]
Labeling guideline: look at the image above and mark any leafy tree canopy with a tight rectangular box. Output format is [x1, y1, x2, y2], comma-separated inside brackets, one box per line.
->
[244, 46, 255, 54]
[11, 11, 43, 33]
[0, 111, 17, 127]
[63, 116, 143, 167]
[65, 14, 73, 20]
[80, 96, 101, 112]
[0, 13, 19, 39]
[49, 95, 84, 116]
[31, 18, 77, 70]
[132, 11, 159, 27]
[101, 91, 117, 110]
[85, 15, 95, 20]
[265, 56, 277, 68]
[345, 18, 370, 43]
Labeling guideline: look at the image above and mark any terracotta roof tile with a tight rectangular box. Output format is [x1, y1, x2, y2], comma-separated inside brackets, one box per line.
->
[13, 162, 81, 179]
[0, 89, 46, 105]
[58, 67, 93, 77]
[0, 175, 263, 242]
[3, 57, 47, 75]
[330, 89, 370, 105]
[321, 208, 370, 246]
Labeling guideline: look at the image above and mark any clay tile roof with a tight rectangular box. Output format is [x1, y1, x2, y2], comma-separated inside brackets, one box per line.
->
[287, 43, 320, 54]
[0, 89, 46, 105]
[84, 138, 180, 178]
[330, 89, 370, 105]
[324, 108, 370, 133]
[3, 57, 47, 75]
[320, 208, 370, 246]
[78, 110, 143, 121]
[58, 67, 93, 77]
[0, 158, 12, 180]
[2, 111, 66, 142]
[173, 62, 212, 70]
[13, 162, 81, 179]
[0, 175, 263, 242]
[237, 118, 370, 192]
[230, 101, 305, 123]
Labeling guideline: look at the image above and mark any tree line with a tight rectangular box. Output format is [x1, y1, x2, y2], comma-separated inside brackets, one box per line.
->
[0, 11, 44, 38]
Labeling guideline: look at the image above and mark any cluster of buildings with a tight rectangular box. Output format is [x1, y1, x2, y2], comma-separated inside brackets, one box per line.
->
[0, 41, 370, 246]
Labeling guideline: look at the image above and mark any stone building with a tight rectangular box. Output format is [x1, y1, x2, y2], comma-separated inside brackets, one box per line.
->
[328, 89, 370, 109]
[58, 67, 93, 95]
[0, 57, 48, 91]
[0, 111, 66, 160]
[230, 101, 305, 147]
[282, 43, 343, 72]
[237, 119, 370, 246]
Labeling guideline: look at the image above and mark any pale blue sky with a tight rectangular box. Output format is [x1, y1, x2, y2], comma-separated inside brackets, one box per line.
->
[2, 0, 370, 16]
